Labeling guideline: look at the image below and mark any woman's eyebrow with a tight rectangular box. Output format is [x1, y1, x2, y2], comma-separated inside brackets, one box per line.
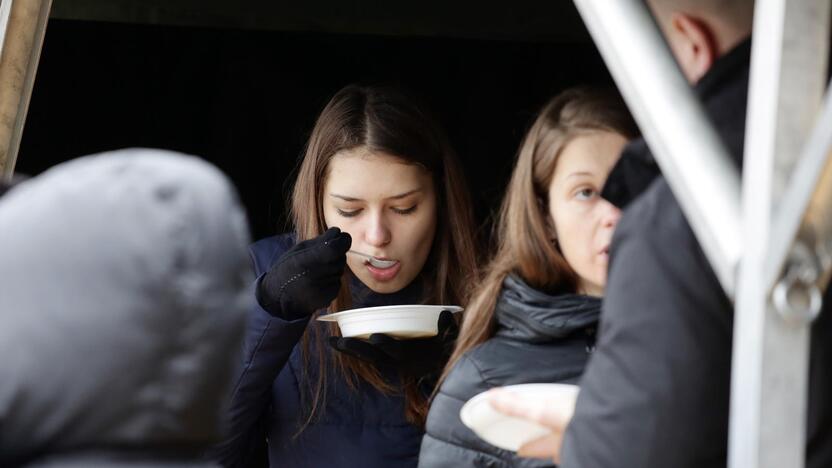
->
[387, 189, 422, 200]
[566, 171, 594, 179]
[329, 193, 362, 202]
[329, 188, 422, 202]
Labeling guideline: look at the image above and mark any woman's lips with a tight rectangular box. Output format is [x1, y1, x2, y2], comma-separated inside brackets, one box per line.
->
[365, 260, 401, 282]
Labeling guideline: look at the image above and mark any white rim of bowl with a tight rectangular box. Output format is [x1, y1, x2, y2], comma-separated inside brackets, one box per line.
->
[317, 304, 463, 322]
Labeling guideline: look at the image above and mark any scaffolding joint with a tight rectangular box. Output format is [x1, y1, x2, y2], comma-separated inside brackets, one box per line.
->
[772, 233, 827, 325]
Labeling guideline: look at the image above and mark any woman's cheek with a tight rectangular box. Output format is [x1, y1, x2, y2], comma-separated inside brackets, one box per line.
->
[417, 213, 437, 245]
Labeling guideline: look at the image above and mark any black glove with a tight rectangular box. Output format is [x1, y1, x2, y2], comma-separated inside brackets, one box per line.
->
[256, 227, 351, 321]
[328, 310, 459, 378]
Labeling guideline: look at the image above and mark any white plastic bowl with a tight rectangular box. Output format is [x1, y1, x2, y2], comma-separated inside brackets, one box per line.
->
[459, 383, 580, 452]
[317, 304, 463, 339]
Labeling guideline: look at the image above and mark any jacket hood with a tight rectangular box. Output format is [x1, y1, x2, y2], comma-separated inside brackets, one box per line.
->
[495, 274, 601, 343]
[0, 149, 251, 465]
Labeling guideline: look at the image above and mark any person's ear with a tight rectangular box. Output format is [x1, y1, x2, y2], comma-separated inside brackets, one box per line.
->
[667, 12, 718, 83]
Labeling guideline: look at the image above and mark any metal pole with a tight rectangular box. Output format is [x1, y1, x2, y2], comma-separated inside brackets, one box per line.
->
[766, 83, 832, 291]
[0, 0, 53, 179]
[730, 1, 830, 468]
[573, 0, 743, 298]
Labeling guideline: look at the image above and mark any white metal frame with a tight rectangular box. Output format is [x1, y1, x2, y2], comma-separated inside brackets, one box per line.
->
[574, 0, 832, 467]
[732, 2, 830, 468]
[766, 85, 832, 292]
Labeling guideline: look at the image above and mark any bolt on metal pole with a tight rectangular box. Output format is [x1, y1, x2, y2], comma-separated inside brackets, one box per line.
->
[0, 0, 53, 179]
[573, 0, 743, 298]
[731, 1, 831, 468]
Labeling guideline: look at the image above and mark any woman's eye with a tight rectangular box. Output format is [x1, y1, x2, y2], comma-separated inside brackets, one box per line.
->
[392, 205, 417, 215]
[336, 208, 362, 218]
[575, 188, 597, 201]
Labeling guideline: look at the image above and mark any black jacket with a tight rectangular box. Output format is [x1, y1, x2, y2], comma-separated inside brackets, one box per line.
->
[419, 274, 600, 468]
[561, 39, 832, 468]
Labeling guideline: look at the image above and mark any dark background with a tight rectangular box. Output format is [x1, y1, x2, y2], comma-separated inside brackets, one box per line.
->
[17, 15, 613, 240]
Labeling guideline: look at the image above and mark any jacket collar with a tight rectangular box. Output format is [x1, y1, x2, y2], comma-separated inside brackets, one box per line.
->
[695, 37, 752, 102]
[600, 37, 752, 209]
[494, 274, 601, 343]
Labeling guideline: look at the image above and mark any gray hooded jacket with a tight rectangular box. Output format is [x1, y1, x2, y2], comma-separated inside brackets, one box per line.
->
[0, 149, 252, 467]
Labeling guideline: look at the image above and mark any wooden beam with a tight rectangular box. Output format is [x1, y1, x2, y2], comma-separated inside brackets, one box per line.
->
[0, 0, 52, 178]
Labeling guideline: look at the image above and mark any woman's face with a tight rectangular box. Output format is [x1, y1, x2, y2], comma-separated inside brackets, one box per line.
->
[547, 131, 628, 297]
[323, 148, 438, 294]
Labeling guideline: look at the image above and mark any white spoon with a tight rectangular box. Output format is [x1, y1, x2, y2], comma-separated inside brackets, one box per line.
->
[348, 250, 398, 269]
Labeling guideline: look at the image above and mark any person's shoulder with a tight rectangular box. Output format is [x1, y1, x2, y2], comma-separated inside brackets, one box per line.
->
[248, 232, 296, 275]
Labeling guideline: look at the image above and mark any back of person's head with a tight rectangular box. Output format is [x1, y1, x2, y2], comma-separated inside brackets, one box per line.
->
[439, 87, 637, 389]
[648, 0, 755, 82]
[0, 149, 251, 467]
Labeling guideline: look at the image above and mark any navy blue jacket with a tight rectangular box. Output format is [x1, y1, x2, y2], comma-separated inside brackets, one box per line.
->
[212, 234, 426, 468]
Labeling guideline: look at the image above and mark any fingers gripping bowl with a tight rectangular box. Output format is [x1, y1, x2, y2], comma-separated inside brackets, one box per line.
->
[460, 383, 580, 452]
[317, 305, 463, 339]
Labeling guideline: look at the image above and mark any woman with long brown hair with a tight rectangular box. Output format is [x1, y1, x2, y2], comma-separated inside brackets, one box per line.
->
[419, 87, 637, 467]
[210, 84, 478, 468]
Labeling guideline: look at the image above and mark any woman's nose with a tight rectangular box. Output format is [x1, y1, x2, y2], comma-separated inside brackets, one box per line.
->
[364, 213, 392, 247]
[600, 199, 622, 228]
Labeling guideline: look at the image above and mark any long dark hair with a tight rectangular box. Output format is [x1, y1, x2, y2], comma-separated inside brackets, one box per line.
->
[291, 84, 478, 431]
[438, 87, 637, 392]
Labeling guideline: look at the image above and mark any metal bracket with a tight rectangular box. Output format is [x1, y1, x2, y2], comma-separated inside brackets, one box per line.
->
[772, 238, 824, 325]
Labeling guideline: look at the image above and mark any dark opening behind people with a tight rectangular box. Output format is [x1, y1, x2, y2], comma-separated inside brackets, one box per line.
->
[210, 84, 479, 468]
[558, 0, 832, 467]
[419, 88, 637, 468]
[0, 149, 251, 467]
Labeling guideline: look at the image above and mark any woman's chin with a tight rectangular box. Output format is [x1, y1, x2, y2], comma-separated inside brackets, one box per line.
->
[347, 259, 424, 296]
[360, 276, 407, 294]
[351, 268, 414, 295]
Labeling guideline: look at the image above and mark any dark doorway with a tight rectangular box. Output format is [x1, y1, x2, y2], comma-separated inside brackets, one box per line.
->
[18, 18, 612, 240]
